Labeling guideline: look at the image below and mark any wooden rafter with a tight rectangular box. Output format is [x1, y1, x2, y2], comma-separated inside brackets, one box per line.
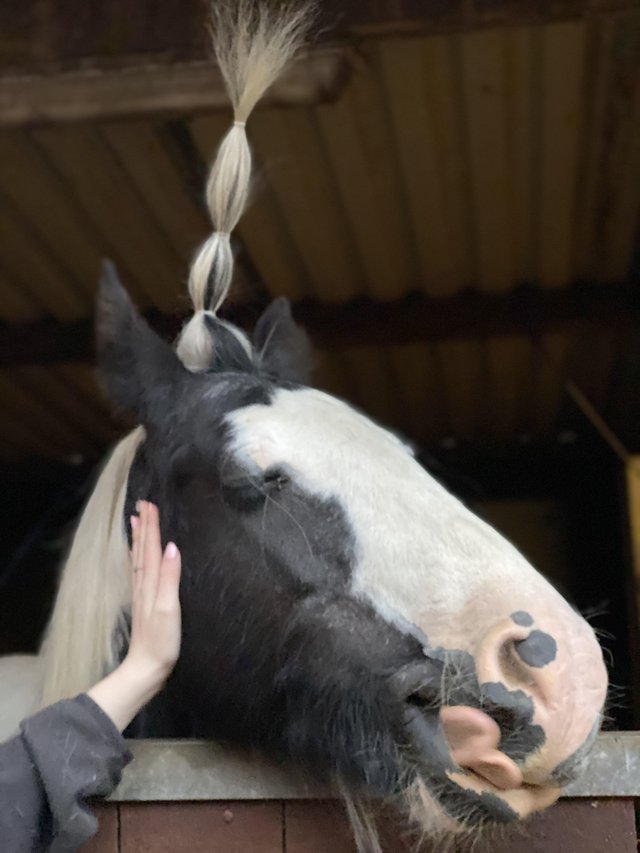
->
[0, 49, 349, 127]
[0, 281, 638, 369]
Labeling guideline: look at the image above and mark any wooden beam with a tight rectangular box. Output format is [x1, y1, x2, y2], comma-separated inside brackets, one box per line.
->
[0, 49, 348, 127]
[1, 1, 636, 81]
[0, 282, 638, 368]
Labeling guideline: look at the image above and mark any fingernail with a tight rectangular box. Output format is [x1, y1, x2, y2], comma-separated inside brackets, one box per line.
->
[165, 542, 178, 560]
[130, 515, 139, 529]
[135, 500, 142, 512]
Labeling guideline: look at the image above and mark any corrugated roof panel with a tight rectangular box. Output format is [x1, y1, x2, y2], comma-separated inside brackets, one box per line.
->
[102, 120, 209, 270]
[315, 57, 417, 300]
[249, 107, 365, 300]
[30, 125, 183, 311]
[378, 35, 474, 296]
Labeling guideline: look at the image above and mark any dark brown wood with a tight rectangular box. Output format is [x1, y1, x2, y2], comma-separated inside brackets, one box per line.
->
[474, 799, 637, 852]
[0, 49, 349, 126]
[1, 281, 638, 369]
[79, 803, 118, 853]
[119, 801, 283, 853]
[39, 797, 640, 853]
[284, 801, 356, 853]
[0, 0, 637, 77]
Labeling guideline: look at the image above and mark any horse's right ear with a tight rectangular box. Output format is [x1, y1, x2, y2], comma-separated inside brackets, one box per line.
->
[96, 260, 188, 422]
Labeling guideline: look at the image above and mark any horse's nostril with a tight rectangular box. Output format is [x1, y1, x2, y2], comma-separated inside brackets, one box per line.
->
[514, 630, 558, 669]
[407, 691, 431, 710]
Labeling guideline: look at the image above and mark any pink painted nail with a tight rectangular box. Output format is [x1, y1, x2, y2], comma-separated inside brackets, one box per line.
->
[165, 542, 178, 560]
[130, 515, 139, 529]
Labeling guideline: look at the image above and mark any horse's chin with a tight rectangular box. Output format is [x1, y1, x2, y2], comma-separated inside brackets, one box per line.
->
[403, 777, 464, 841]
[401, 774, 561, 843]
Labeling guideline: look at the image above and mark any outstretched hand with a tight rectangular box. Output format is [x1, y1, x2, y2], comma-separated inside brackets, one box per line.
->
[127, 501, 182, 684]
[87, 502, 182, 732]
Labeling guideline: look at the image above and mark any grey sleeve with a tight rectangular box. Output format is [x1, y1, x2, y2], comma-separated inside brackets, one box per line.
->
[0, 693, 132, 853]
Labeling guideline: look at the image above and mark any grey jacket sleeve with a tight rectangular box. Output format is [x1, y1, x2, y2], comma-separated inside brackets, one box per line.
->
[0, 693, 133, 853]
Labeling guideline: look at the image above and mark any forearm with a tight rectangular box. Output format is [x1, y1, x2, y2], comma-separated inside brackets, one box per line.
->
[87, 660, 167, 733]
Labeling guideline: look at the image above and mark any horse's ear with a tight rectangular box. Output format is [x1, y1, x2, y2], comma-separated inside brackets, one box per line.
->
[253, 297, 313, 384]
[96, 260, 188, 422]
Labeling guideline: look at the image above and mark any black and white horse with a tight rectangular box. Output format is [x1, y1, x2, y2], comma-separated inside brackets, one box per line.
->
[0, 3, 607, 848]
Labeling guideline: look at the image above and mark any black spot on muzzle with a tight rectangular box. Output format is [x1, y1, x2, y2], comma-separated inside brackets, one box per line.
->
[514, 630, 557, 668]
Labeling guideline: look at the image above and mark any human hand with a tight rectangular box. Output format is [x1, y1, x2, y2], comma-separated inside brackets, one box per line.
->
[87, 501, 182, 732]
[125, 501, 182, 688]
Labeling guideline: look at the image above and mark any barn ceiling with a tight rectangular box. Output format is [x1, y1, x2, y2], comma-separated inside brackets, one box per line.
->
[0, 2, 639, 462]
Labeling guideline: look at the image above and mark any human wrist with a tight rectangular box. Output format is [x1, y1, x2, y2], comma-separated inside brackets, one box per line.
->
[117, 654, 171, 702]
[86, 658, 169, 732]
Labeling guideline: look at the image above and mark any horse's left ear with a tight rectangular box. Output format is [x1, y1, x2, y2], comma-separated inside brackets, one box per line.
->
[253, 297, 313, 384]
[96, 260, 190, 423]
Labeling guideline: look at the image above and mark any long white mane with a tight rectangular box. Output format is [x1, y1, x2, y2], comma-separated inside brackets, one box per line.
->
[35, 1, 314, 707]
[39, 428, 143, 705]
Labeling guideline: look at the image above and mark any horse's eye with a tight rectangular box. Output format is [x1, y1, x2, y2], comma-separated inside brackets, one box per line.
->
[263, 468, 289, 490]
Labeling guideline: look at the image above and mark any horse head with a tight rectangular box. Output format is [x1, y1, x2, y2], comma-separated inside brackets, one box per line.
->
[94, 261, 607, 840]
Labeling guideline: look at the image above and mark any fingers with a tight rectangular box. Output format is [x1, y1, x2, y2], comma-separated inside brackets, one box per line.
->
[140, 503, 163, 610]
[155, 542, 182, 613]
[130, 513, 144, 599]
[130, 502, 180, 611]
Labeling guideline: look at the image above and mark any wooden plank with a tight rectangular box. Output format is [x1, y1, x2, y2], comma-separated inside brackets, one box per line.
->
[537, 21, 587, 288]
[79, 803, 118, 853]
[460, 29, 515, 293]
[31, 125, 183, 312]
[249, 107, 364, 301]
[1, 283, 637, 369]
[285, 799, 636, 853]
[477, 799, 636, 852]
[120, 802, 283, 853]
[315, 52, 416, 301]
[0, 50, 348, 127]
[189, 113, 311, 303]
[284, 801, 359, 853]
[378, 35, 472, 296]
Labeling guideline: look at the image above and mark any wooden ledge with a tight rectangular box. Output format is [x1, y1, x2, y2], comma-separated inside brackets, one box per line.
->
[110, 731, 640, 801]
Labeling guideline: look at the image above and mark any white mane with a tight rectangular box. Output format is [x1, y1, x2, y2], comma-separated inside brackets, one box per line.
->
[38, 428, 143, 705]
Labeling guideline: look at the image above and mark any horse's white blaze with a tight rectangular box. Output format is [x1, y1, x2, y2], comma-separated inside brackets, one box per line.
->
[228, 388, 563, 633]
[0, 654, 42, 743]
